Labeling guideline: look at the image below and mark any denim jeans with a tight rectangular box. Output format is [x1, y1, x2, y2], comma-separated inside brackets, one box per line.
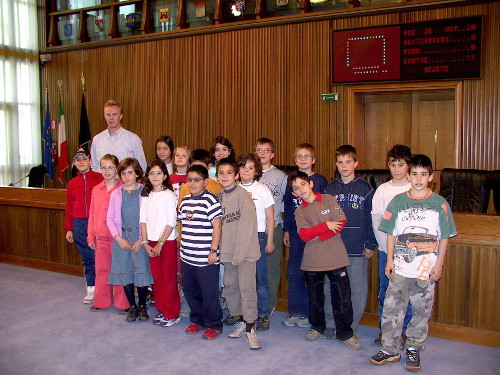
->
[73, 218, 95, 286]
[256, 232, 270, 317]
[305, 267, 354, 341]
[379, 251, 412, 332]
[286, 232, 308, 316]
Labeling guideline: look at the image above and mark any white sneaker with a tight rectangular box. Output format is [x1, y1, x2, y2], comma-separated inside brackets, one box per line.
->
[83, 286, 95, 304]
[296, 316, 309, 328]
[228, 321, 246, 338]
[282, 315, 298, 327]
[160, 317, 180, 327]
[246, 326, 262, 350]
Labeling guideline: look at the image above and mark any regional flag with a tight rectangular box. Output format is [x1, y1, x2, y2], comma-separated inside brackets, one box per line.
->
[42, 90, 53, 181]
[57, 92, 69, 182]
[78, 92, 91, 152]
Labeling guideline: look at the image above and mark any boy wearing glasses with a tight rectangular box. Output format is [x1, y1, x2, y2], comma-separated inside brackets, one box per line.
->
[255, 138, 287, 320]
[283, 143, 327, 327]
[65, 148, 103, 303]
[178, 165, 224, 339]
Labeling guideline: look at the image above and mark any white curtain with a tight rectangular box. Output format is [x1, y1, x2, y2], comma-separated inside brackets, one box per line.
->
[0, 0, 41, 186]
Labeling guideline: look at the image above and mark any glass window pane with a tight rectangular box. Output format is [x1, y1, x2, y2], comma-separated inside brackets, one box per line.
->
[186, 0, 216, 28]
[118, 4, 143, 37]
[152, 0, 178, 32]
[265, 0, 301, 17]
[87, 9, 110, 41]
[310, 0, 349, 12]
[58, 14, 80, 45]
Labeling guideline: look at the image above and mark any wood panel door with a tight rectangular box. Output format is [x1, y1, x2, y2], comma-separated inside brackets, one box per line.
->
[356, 90, 456, 170]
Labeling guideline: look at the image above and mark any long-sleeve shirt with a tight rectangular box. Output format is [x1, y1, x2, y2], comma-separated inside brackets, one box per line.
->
[90, 126, 147, 172]
[295, 193, 349, 272]
[139, 189, 178, 241]
[87, 179, 123, 242]
[324, 176, 377, 256]
[218, 185, 260, 265]
[65, 170, 103, 231]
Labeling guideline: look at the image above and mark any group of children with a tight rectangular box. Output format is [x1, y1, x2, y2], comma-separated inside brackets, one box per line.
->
[65, 135, 456, 369]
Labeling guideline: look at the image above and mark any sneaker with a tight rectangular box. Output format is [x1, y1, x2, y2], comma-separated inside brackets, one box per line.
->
[245, 326, 262, 350]
[153, 312, 164, 325]
[405, 347, 421, 371]
[323, 328, 335, 339]
[296, 316, 309, 328]
[223, 315, 243, 326]
[89, 305, 103, 312]
[126, 306, 138, 322]
[220, 297, 228, 310]
[343, 334, 363, 350]
[83, 286, 95, 304]
[138, 305, 149, 321]
[306, 329, 323, 341]
[369, 350, 402, 365]
[228, 321, 247, 338]
[256, 316, 270, 331]
[146, 286, 155, 306]
[202, 328, 222, 340]
[160, 317, 180, 327]
[282, 315, 299, 327]
[185, 322, 203, 334]
[374, 332, 382, 346]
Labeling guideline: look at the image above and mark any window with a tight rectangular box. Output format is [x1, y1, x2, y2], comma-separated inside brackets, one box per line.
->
[0, 0, 41, 186]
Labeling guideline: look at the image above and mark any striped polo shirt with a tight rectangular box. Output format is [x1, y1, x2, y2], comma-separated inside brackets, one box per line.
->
[178, 190, 222, 267]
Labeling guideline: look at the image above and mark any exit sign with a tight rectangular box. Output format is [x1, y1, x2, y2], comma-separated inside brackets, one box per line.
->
[322, 93, 338, 102]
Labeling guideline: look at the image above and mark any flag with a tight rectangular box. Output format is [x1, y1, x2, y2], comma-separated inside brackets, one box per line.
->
[42, 90, 53, 181]
[57, 92, 69, 182]
[72, 92, 92, 177]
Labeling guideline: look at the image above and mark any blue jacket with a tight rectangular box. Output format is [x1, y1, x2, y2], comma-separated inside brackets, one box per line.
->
[283, 172, 328, 235]
[324, 176, 377, 257]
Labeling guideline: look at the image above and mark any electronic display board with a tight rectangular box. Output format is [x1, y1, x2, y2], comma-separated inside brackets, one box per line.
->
[332, 16, 482, 84]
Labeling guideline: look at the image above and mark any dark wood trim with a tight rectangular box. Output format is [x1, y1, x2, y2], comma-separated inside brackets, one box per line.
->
[0, 255, 83, 277]
[0, 187, 66, 210]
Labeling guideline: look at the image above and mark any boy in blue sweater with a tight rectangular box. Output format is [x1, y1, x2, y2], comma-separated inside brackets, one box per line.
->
[324, 145, 377, 338]
[283, 143, 327, 327]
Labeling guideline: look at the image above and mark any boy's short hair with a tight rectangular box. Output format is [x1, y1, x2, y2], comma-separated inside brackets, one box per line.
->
[104, 100, 123, 114]
[237, 153, 263, 180]
[100, 154, 119, 167]
[187, 164, 209, 180]
[387, 144, 412, 164]
[294, 143, 316, 158]
[335, 145, 357, 161]
[409, 154, 433, 175]
[117, 157, 143, 178]
[255, 138, 274, 153]
[216, 157, 238, 173]
[287, 170, 311, 190]
[189, 149, 211, 165]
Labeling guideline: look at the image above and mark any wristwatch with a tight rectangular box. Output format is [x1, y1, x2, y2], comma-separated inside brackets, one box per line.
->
[210, 249, 218, 254]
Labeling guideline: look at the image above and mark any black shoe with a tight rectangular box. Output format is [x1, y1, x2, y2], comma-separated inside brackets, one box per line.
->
[369, 350, 401, 366]
[138, 305, 149, 321]
[89, 305, 103, 312]
[405, 347, 421, 371]
[126, 306, 138, 322]
[256, 316, 270, 331]
[223, 315, 243, 326]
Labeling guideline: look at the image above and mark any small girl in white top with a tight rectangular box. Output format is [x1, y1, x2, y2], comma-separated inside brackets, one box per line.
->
[140, 160, 181, 327]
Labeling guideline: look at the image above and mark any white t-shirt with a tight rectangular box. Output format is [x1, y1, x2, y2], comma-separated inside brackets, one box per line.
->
[240, 181, 274, 232]
[139, 189, 178, 241]
[371, 180, 411, 253]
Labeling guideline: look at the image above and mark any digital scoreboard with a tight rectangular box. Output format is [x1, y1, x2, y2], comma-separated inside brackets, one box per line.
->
[332, 16, 482, 84]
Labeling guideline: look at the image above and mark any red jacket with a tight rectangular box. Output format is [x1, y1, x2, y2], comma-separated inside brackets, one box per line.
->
[65, 170, 103, 231]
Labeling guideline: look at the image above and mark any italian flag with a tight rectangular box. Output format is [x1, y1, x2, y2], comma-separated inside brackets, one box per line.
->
[57, 93, 69, 182]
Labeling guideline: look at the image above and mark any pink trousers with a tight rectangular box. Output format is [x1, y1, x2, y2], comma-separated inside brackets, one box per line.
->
[93, 237, 130, 309]
[149, 240, 180, 319]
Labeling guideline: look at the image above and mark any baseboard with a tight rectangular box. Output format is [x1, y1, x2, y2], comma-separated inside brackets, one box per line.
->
[0, 254, 83, 277]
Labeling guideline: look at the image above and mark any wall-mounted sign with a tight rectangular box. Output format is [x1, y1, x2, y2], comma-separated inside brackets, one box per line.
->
[332, 16, 482, 84]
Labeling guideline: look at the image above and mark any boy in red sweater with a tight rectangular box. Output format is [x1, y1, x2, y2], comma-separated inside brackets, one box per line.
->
[65, 148, 103, 303]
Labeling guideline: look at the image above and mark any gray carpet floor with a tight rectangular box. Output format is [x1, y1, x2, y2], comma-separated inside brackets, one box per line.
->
[0, 263, 498, 375]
